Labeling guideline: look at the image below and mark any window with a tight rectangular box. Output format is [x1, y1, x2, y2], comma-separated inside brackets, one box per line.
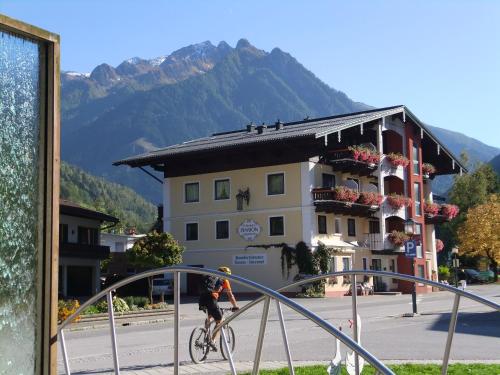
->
[342, 257, 351, 271]
[216, 220, 229, 239]
[390, 259, 396, 272]
[318, 215, 327, 234]
[362, 258, 368, 270]
[322, 173, 335, 189]
[369, 220, 380, 234]
[347, 218, 356, 236]
[185, 182, 199, 203]
[214, 179, 230, 200]
[414, 182, 422, 216]
[59, 223, 68, 243]
[413, 144, 419, 175]
[334, 218, 341, 234]
[329, 257, 337, 272]
[347, 178, 360, 192]
[269, 216, 284, 236]
[78, 226, 98, 245]
[186, 223, 198, 241]
[267, 173, 284, 195]
[415, 223, 423, 258]
[417, 264, 425, 279]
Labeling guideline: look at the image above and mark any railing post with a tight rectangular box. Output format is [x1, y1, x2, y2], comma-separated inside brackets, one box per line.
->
[221, 326, 237, 375]
[174, 271, 180, 375]
[276, 300, 295, 375]
[351, 274, 360, 375]
[59, 329, 71, 375]
[107, 291, 120, 375]
[441, 294, 460, 375]
[252, 296, 271, 375]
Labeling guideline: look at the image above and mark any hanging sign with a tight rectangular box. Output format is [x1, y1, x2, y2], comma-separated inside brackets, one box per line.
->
[404, 240, 417, 258]
[237, 219, 261, 241]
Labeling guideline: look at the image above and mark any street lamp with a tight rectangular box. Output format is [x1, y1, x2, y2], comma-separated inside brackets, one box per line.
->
[404, 218, 418, 315]
[451, 247, 459, 288]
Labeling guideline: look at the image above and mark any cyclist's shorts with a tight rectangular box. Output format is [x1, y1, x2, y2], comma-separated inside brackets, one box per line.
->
[199, 292, 222, 321]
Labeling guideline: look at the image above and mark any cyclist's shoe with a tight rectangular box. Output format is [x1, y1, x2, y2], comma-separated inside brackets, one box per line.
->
[209, 340, 218, 352]
[231, 306, 240, 312]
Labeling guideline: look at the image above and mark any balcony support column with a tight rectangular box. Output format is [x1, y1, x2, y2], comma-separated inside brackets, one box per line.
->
[376, 120, 386, 249]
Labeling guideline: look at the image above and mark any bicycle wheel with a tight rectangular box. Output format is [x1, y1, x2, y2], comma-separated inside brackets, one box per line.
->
[189, 327, 209, 363]
[220, 325, 235, 360]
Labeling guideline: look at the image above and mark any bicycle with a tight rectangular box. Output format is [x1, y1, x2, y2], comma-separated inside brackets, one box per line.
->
[189, 307, 236, 364]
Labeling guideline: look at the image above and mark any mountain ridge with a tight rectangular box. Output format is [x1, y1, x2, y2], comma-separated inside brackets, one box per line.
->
[60, 39, 499, 202]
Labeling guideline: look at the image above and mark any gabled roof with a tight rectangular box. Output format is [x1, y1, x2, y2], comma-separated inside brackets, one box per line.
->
[113, 105, 467, 173]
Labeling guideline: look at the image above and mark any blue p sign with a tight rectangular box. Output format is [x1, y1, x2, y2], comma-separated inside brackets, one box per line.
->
[405, 240, 417, 258]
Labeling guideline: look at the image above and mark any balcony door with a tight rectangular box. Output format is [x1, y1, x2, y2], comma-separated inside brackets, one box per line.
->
[372, 259, 384, 292]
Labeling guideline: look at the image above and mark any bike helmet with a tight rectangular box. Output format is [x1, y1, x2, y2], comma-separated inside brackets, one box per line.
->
[218, 266, 232, 275]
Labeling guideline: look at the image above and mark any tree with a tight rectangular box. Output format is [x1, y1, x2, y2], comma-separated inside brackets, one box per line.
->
[126, 231, 184, 303]
[457, 194, 500, 281]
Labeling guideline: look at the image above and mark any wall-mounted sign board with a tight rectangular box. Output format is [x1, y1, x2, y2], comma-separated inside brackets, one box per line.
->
[233, 254, 267, 266]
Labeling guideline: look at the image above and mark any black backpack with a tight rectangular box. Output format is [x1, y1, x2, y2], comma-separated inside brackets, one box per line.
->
[199, 275, 222, 294]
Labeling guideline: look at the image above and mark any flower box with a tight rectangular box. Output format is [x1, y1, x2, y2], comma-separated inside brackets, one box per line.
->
[387, 153, 409, 168]
[386, 193, 411, 210]
[424, 201, 440, 216]
[358, 191, 383, 206]
[388, 230, 410, 247]
[333, 186, 360, 203]
[348, 145, 381, 165]
[422, 163, 436, 177]
[441, 204, 459, 219]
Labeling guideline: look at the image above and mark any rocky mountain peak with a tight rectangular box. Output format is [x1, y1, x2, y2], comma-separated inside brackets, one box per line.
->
[89, 63, 119, 85]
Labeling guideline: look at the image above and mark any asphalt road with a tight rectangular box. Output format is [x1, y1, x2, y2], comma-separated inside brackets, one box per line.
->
[58, 284, 500, 374]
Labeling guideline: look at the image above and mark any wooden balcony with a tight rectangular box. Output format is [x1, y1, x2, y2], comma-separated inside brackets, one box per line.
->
[312, 188, 380, 217]
[326, 149, 377, 177]
[60, 242, 111, 260]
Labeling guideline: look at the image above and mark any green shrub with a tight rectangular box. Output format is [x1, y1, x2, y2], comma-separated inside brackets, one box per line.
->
[94, 297, 130, 313]
[438, 265, 451, 281]
[123, 296, 149, 309]
[83, 305, 100, 315]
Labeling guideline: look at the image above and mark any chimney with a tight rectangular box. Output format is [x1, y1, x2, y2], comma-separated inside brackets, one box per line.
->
[275, 119, 284, 130]
[256, 124, 267, 134]
[246, 122, 255, 132]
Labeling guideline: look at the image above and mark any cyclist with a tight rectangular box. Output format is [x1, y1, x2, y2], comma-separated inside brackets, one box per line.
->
[198, 266, 239, 351]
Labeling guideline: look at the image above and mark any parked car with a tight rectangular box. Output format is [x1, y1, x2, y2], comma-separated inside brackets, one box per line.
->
[457, 269, 488, 284]
[152, 278, 173, 296]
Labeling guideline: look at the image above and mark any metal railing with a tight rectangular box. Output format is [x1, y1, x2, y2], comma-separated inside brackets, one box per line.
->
[57, 267, 500, 375]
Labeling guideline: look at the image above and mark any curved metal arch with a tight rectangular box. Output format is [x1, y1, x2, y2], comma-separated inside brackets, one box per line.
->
[58, 266, 394, 375]
[224, 270, 499, 327]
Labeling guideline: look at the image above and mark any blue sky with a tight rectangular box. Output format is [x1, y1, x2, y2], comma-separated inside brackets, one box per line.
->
[2, 0, 499, 149]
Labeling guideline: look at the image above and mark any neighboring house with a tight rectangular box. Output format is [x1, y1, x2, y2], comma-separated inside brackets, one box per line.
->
[100, 231, 146, 275]
[59, 200, 119, 299]
[114, 106, 464, 296]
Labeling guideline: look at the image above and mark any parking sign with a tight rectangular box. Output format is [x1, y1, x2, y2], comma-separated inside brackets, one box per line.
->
[404, 240, 417, 258]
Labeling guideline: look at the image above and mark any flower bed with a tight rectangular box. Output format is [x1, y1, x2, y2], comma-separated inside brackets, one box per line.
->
[333, 186, 359, 202]
[386, 193, 411, 210]
[424, 201, 440, 216]
[348, 145, 381, 165]
[387, 152, 409, 168]
[422, 163, 436, 176]
[388, 230, 410, 246]
[441, 204, 459, 219]
[358, 191, 383, 206]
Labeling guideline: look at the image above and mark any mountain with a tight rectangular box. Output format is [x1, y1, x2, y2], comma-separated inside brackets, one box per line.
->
[60, 162, 157, 233]
[61, 39, 499, 201]
[490, 154, 500, 175]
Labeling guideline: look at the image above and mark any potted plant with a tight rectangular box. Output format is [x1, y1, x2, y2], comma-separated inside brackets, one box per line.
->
[333, 186, 360, 203]
[441, 204, 459, 219]
[436, 239, 444, 252]
[422, 163, 436, 178]
[386, 193, 411, 210]
[388, 230, 410, 247]
[386, 152, 409, 168]
[423, 201, 440, 216]
[348, 145, 380, 166]
[358, 191, 383, 206]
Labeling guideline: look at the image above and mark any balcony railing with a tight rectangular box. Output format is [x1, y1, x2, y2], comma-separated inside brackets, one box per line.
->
[326, 149, 378, 176]
[59, 242, 111, 260]
[312, 188, 380, 217]
[363, 233, 384, 251]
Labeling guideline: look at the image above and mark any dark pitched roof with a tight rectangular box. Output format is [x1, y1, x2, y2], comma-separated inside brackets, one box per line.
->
[113, 105, 467, 172]
[60, 199, 119, 223]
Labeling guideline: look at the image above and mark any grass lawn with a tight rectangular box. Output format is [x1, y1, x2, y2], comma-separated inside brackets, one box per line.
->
[240, 364, 500, 374]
